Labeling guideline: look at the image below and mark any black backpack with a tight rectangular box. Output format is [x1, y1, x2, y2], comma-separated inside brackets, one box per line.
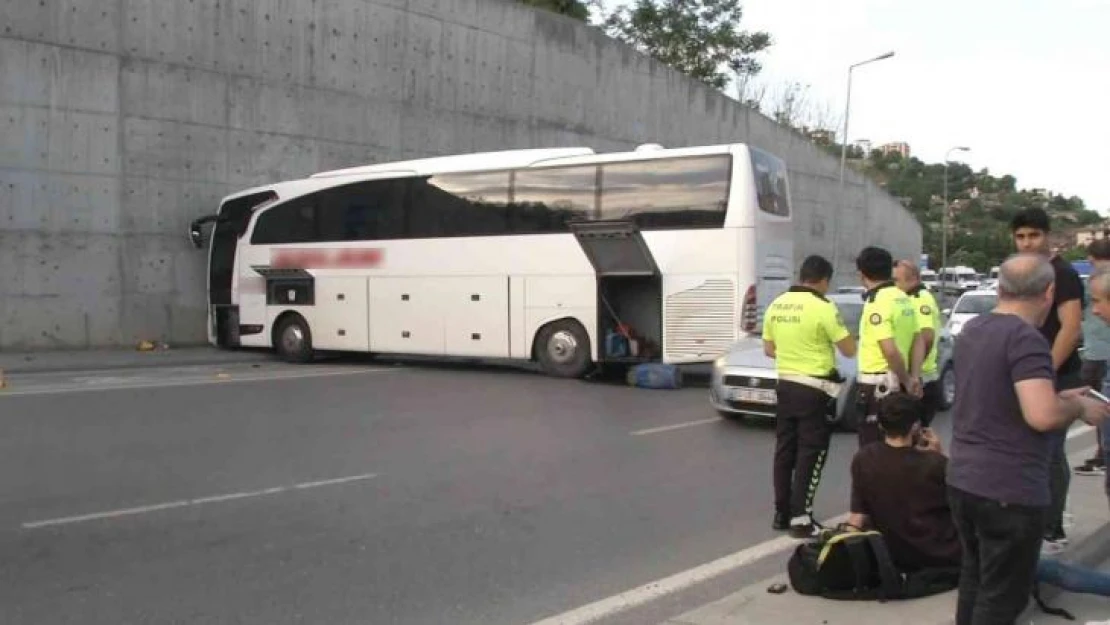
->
[787, 528, 960, 601]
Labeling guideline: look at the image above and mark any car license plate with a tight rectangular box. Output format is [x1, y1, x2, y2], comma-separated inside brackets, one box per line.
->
[730, 387, 776, 404]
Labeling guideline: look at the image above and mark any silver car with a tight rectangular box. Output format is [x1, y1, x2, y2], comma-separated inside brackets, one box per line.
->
[709, 292, 956, 431]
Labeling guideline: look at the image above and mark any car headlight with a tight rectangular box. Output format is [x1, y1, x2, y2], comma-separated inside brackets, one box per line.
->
[714, 355, 728, 368]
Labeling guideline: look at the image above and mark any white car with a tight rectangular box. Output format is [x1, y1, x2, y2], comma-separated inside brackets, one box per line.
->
[709, 292, 955, 431]
[943, 289, 997, 338]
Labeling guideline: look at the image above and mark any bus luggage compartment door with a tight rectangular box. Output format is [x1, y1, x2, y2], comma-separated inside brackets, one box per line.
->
[568, 220, 660, 277]
[570, 220, 663, 363]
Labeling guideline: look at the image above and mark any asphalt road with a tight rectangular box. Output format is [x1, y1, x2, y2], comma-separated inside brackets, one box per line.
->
[0, 359, 955, 625]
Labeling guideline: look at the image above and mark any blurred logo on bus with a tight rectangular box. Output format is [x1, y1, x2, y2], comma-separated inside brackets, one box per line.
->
[271, 248, 384, 269]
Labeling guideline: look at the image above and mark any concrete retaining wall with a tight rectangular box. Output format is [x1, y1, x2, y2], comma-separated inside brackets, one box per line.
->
[0, 0, 920, 349]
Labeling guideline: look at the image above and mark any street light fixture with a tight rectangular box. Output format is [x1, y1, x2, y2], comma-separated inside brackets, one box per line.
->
[941, 146, 971, 297]
[831, 51, 896, 274]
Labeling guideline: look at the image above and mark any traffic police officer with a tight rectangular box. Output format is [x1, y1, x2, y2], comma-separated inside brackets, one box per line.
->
[855, 247, 923, 448]
[894, 259, 942, 426]
[762, 255, 857, 538]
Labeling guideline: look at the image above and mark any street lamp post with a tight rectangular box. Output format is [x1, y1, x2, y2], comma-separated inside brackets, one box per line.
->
[831, 51, 895, 276]
[941, 146, 971, 299]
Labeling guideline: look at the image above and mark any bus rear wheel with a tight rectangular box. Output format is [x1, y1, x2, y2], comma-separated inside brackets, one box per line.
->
[274, 314, 314, 364]
[536, 320, 591, 378]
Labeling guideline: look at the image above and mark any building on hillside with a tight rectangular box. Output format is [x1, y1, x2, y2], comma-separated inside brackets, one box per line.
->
[1076, 227, 1110, 247]
[879, 142, 911, 158]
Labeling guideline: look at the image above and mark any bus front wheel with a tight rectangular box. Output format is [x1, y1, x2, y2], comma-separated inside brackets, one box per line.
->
[536, 320, 592, 378]
[274, 314, 315, 364]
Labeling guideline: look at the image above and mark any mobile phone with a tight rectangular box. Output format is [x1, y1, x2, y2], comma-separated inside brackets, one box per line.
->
[1085, 388, 1110, 404]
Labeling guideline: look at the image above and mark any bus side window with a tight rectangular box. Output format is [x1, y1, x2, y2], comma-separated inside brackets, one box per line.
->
[252, 198, 317, 244]
[599, 156, 730, 228]
[315, 179, 408, 242]
[512, 165, 597, 233]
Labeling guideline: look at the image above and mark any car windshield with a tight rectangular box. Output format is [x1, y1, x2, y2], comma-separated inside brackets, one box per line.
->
[836, 301, 864, 335]
[955, 293, 996, 314]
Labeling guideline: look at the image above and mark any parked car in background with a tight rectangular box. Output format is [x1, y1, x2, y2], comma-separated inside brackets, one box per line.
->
[921, 269, 939, 291]
[938, 265, 981, 296]
[943, 289, 997, 338]
[710, 293, 955, 431]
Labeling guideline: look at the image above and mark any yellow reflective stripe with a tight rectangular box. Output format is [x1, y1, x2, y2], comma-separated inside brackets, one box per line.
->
[816, 530, 883, 568]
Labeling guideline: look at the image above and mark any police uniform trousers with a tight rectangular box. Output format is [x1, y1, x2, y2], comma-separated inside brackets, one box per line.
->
[855, 382, 888, 448]
[919, 379, 940, 428]
[773, 379, 833, 519]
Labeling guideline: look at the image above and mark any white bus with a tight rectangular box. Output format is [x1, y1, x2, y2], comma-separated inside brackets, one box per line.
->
[189, 143, 795, 378]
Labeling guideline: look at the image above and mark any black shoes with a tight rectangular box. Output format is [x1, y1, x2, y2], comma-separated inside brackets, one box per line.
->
[772, 511, 790, 531]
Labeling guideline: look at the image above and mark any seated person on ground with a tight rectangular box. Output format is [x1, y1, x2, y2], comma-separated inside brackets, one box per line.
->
[847, 393, 961, 572]
[848, 393, 1110, 598]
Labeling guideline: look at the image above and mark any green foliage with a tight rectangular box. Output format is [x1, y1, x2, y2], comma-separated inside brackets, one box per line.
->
[837, 150, 1104, 272]
[519, 0, 590, 20]
[602, 0, 771, 89]
[1062, 247, 1088, 262]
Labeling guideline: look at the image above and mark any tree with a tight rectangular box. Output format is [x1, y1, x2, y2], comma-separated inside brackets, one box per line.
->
[519, 0, 590, 19]
[603, 0, 771, 90]
[764, 81, 840, 134]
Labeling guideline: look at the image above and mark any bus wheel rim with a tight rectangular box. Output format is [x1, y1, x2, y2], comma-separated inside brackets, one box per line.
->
[283, 325, 305, 352]
[548, 330, 578, 364]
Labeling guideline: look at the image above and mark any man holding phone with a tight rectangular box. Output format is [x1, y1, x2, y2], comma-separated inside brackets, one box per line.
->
[1077, 239, 1110, 477]
[1082, 265, 1110, 509]
[947, 253, 1109, 624]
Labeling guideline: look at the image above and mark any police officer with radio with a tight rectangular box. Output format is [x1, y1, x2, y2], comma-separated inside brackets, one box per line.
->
[855, 247, 924, 448]
[763, 255, 857, 538]
[894, 260, 943, 426]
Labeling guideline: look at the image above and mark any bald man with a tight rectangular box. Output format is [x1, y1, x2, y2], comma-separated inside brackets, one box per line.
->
[895, 261, 941, 425]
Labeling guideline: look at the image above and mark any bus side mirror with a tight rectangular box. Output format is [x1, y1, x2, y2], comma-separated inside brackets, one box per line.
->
[189, 225, 204, 249]
[189, 215, 216, 249]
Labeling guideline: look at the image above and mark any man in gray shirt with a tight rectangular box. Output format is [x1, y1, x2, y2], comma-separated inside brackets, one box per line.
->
[1077, 239, 1110, 476]
[947, 253, 1109, 625]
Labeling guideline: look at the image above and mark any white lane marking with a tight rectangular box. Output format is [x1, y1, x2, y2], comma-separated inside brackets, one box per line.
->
[0, 367, 396, 398]
[633, 421, 1095, 439]
[1068, 424, 1094, 440]
[21, 473, 380, 529]
[525, 513, 849, 625]
[631, 418, 721, 436]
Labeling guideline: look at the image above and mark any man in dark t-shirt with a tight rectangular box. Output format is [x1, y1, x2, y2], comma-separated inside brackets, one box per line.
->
[1011, 208, 1085, 550]
[947, 253, 1107, 625]
[849, 393, 961, 572]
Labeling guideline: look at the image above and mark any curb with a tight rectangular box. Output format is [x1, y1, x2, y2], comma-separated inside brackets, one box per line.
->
[0, 349, 275, 375]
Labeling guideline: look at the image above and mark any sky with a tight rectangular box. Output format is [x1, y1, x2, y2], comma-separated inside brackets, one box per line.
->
[735, 0, 1110, 213]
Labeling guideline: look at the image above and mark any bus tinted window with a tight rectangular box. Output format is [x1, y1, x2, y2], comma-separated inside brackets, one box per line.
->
[251, 197, 318, 244]
[408, 171, 512, 238]
[249, 154, 741, 244]
[599, 156, 729, 228]
[512, 166, 597, 233]
[750, 148, 790, 217]
[252, 180, 407, 244]
[317, 179, 407, 241]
